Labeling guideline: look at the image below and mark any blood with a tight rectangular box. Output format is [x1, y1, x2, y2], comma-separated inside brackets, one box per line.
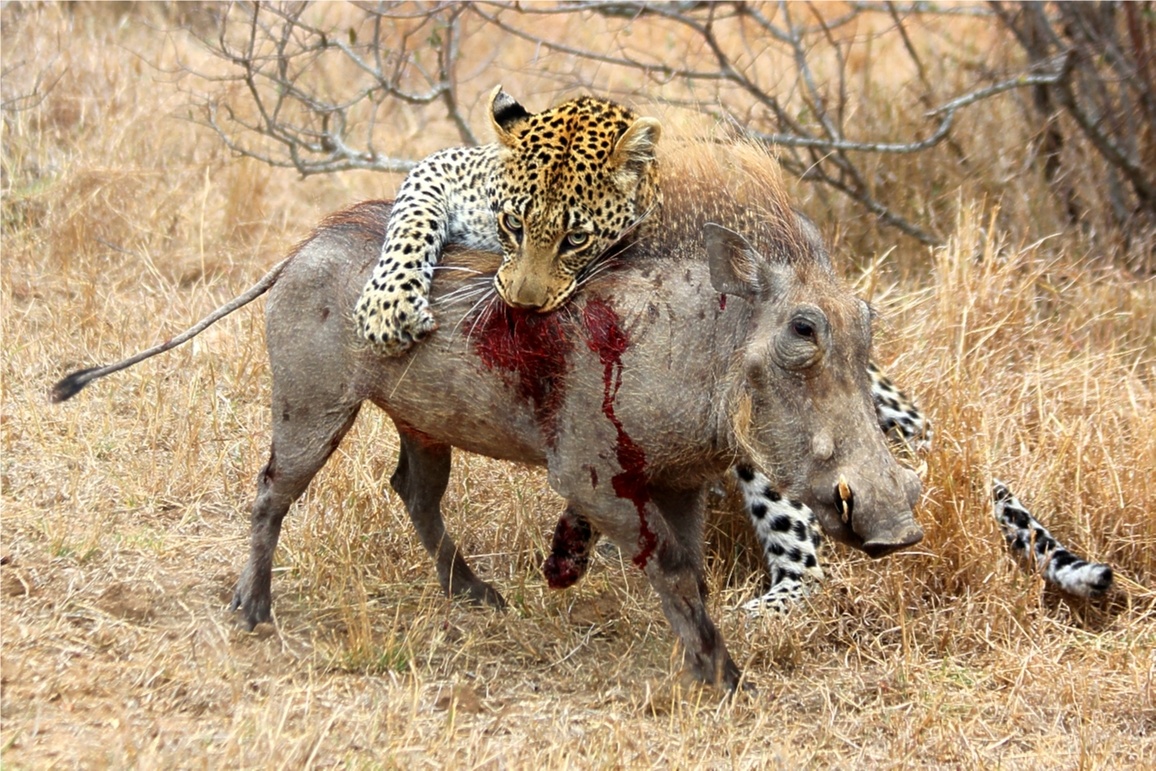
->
[473, 305, 571, 443]
[542, 512, 594, 589]
[718, 293, 727, 311]
[392, 419, 442, 449]
[581, 298, 657, 569]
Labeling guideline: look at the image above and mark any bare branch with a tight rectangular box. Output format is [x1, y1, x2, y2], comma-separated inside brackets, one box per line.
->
[175, 1, 1154, 245]
[1, 55, 67, 113]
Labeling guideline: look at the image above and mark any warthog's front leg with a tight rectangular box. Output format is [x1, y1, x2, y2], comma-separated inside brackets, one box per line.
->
[542, 505, 599, 589]
[562, 477, 741, 691]
[390, 428, 506, 609]
[648, 485, 742, 689]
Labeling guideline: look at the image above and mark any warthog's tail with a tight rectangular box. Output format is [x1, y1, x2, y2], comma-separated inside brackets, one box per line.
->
[50, 257, 293, 403]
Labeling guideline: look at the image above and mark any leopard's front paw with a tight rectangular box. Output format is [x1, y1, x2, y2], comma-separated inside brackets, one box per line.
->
[355, 287, 438, 356]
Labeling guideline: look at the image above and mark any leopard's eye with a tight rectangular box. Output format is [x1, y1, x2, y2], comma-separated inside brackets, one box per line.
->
[565, 231, 590, 249]
[502, 212, 523, 233]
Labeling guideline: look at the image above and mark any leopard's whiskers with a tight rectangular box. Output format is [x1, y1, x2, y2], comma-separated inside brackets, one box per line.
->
[465, 293, 500, 347]
[447, 286, 499, 342]
[435, 278, 492, 309]
[431, 265, 485, 275]
[575, 259, 617, 290]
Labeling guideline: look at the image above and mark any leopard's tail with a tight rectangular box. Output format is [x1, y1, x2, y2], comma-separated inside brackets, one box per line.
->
[50, 257, 292, 403]
[992, 480, 1114, 598]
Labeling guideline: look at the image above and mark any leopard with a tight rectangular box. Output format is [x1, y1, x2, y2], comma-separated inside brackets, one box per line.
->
[354, 86, 663, 356]
[992, 480, 1114, 597]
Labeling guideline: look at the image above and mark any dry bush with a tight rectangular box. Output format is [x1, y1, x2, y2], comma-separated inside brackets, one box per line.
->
[2, 3, 1154, 768]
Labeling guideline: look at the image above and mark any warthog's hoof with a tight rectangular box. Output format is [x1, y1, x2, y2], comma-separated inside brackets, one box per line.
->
[229, 589, 271, 631]
[452, 580, 507, 610]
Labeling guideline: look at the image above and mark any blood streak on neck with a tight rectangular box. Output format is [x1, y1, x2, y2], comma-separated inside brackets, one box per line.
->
[472, 304, 571, 443]
[581, 298, 657, 569]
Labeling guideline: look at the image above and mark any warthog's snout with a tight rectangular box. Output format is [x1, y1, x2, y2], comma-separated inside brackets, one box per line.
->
[811, 465, 923, 557]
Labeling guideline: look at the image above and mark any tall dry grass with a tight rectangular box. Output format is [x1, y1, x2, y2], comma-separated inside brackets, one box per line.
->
[2, 4, 1154, 768]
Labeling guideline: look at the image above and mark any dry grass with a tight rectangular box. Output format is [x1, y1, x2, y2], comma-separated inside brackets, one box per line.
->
[3, 4, 1154, 768]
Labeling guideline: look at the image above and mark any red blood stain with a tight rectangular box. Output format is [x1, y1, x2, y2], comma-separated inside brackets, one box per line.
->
[473, 305, 571, 443]
[581, 298, 657, 569]
[391, 418, 441, 448]
[542, 512, 594, 589]
[718, 293, 727, 311]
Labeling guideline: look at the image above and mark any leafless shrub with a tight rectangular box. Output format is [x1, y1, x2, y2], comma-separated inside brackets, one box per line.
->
[992, 2, 1156, 235]
[174, 2, 1151, 255]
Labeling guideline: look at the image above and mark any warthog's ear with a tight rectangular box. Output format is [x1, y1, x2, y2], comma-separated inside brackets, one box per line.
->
[490, 85, 532, 147]
[794, 210, 833, 270]
[706, 222, 768, 299]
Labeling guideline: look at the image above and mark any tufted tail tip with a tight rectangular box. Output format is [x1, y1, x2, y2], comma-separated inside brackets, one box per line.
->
[51, 367, 101, 403]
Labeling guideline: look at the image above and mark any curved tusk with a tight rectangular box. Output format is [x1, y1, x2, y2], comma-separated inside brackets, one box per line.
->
[836, 474, 854, 524]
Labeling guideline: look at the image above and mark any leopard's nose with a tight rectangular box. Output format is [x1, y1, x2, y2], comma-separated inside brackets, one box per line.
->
[498, 272, 550, 310]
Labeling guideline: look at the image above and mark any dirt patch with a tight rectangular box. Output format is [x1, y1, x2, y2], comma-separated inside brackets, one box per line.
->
[97, 582, 156, 623]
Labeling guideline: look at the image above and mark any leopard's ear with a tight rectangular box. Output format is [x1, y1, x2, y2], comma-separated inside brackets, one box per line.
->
[489, 85, 532, 147]
[609, 117, 662, 171]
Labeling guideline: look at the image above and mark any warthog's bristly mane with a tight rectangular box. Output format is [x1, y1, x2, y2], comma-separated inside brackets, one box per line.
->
[652, 141, 811, 267]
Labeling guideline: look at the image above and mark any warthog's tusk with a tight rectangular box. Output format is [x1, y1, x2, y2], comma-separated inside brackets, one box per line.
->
[836, 474, 854, 525]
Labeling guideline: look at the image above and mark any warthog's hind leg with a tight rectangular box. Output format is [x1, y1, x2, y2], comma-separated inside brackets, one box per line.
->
[390, 428, 506, 609]
[232, 404, 361, 629]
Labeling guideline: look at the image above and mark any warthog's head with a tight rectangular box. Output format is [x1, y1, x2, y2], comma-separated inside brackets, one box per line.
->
[708, 222, 923, 557]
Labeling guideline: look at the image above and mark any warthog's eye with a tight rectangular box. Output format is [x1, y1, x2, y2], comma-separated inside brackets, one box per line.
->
[791, 319, 816, 340]
[775, 306, 828, 371]
[501, 212, 524, 237]
[564, 231, 590, 250]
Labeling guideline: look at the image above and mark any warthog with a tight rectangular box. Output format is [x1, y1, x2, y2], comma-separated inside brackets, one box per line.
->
[53, 144, 922, 690]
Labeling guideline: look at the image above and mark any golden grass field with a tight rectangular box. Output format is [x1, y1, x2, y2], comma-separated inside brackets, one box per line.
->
[2, 3, 1154, 767]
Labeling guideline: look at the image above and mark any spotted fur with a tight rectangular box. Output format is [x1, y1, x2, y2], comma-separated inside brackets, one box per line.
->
[869, 360, 931, 452]
[733, 464, 824, 615]
[992, 480, 1113, 598]
[354, 86, 662, 355]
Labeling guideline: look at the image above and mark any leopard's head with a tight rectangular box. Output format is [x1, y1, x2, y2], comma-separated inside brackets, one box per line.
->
[488, 87, 662, 312]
